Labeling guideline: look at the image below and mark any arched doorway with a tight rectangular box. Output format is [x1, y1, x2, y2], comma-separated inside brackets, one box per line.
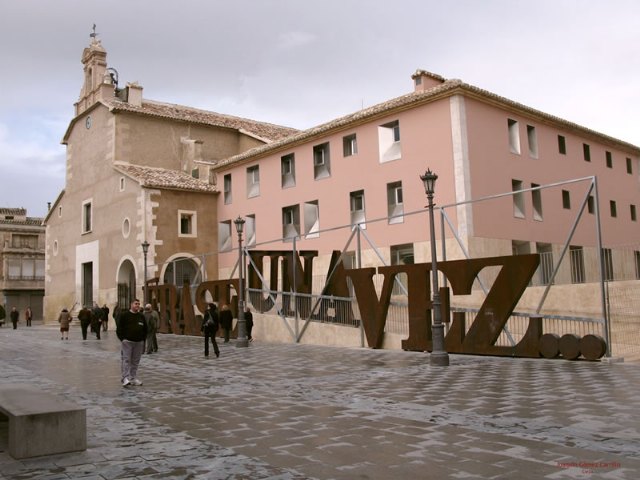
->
[117, 259, 136, 309]
[163, 257, 200, 288]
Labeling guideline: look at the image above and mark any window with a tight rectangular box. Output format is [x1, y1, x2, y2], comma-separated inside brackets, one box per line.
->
[245, 214, 256, 246]
[390, 243, 414, 295]
[562, 190, 571, 210]
[531, 183, 543, 221]
[218, 220, 232, 252]
[583, 144, 591, 162]
[82, 200, 92, 233]
[6, 258, 44, 280]
[378, 120, 401, 163]
[387, 181, 404, 224]
[304, 200, 320, 238]
[602, 248, 614, 281]
[122, 218, 130, 238]
[191, 168, 199, 179]
[246, 165, 260, 198]
[508, 119, 520, 154]
[558, 135, 566, 155]
[350, 190, 366, 228]
[527, 125, 538, 158]
[512, 240, 531, 256]
[11, 234, 38, 249]
[223, 174, 232, 204]
[610, 200, 617, 218]
[631, 204, 637, 222]
[58, 206, 62, 217]
[627, 157, 633, 174]
[343, 134, 357, 157]
[282, 204, 300, 240]
[281, 154, 296, 188]
[587, 195, 595, 214]
[178, 210, 197, 237]
[570, 246, 585, 284]
[512, 179, 525, 218]
[536, 243, 554, 285]
[635, 251, 640, 280]
[313, 143, 331, 179]
[120, 177, 126, 191]
[606, 151, 613, 168]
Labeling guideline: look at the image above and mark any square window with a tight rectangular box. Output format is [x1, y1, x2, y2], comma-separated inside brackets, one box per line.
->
[178, 210, 197, 237]
[343, 134, 357, 157]
[558, 135, 566, 155]
[606, 151, 613, 168]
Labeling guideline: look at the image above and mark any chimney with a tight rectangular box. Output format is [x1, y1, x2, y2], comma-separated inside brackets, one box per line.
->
[126, 82, 143, 107]
[412, 70, 446, 92]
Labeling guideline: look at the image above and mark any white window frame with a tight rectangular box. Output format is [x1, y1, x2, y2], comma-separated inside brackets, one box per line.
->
[178, 210, 197, 238]
[387, 181, 404, 224]
[350, 190, 366, 228]
[218, 220, 232, 252]
[378, 120, 401, 163]
[224, 174, 232, 205]
[247, 166, 260, 198]
[304, 200, 320, 239]
[343, 134, 357, 157]
[313, 143, 331, 179]
[281, 154, 296, 188]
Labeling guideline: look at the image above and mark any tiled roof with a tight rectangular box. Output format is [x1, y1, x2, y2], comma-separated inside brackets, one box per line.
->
[0, 218, 44, 227]
[113, 163, 218, 193]
[210, 77, 640, 169]
[105, 99, 299, 142]
[0, 208, 26, 216]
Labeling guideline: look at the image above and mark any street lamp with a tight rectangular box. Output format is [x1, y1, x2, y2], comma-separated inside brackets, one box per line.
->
[234, 215, 249, 348]
[420, 168, 450, 366]
[141, 241, 149, 304]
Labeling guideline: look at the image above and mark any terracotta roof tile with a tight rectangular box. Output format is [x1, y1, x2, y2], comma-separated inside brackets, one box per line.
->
[114, 163, 218, 193]
[210, 78, 640, 169]
[105, 99, 298, 142]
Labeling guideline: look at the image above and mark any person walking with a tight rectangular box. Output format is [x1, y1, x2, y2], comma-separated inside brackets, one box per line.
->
[143, 304, 159, 354]
[91, 303, 103, 340]
[58, 308, 72, 340]
[219, 304, 233, 343]
[78, 306, 93, 340]
[25, 307, 33, 327]
[10, 307, 19, 329]
[245, 306, 254, 342]
[116, 299, 147, 387]
[101, 304, 110, 331]
[201, 303, 220, 357]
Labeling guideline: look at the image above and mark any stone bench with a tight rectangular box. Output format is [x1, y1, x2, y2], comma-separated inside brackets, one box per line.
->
[0, 384, 86, 459]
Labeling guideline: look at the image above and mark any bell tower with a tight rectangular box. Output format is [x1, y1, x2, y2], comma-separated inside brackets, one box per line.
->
[75, 25, 114, 116]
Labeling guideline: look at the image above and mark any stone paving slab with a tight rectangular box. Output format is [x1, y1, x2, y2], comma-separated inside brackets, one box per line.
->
[0, 325, 639, 479]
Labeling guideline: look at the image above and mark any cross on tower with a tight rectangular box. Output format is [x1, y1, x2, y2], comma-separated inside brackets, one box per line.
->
[89, 24, 98, 41]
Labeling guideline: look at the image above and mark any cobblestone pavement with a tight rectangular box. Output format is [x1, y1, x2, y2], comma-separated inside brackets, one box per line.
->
[0, 324, 639, 480]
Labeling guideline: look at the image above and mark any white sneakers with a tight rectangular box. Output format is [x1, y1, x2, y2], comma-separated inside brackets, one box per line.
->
[122, 378, 143, 387]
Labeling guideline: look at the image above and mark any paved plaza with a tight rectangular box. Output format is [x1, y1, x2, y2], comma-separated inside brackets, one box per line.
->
[0, 323, 639, 480]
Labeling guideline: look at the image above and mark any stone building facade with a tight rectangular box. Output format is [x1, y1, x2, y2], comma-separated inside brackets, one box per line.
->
[0, 208, 45, 321]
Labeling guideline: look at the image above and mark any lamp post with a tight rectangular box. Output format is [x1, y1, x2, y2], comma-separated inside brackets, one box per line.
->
[234, 216, 249, 348]
[420, 169, 450, 366]
[141, 241, 149, 305]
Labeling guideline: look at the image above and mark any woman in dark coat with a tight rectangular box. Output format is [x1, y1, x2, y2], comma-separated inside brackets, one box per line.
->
[201, 303, 220, 357]
[219, 304, 233, 343]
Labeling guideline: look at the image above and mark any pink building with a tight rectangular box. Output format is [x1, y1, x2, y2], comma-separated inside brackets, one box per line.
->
[208, 70, 640, 295]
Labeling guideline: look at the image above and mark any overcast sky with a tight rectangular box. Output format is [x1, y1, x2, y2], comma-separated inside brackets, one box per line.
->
[1, 0, 638, 218]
